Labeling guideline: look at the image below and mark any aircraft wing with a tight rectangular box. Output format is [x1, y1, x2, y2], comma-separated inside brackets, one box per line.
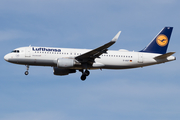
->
[75, 31, 121, 63]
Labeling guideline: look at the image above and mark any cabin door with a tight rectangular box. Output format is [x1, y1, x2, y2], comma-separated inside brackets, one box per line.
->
[25, 47, 31, 57]
[138, 53, 143, 63]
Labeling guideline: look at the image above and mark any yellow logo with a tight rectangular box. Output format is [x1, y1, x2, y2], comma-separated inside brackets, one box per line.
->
[156, 34, 168, 47]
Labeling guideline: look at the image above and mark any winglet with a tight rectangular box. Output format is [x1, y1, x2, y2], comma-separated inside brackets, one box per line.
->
[112, 31, 121, 42]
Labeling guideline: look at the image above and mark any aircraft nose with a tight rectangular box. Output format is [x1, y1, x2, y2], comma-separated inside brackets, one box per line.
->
[4, 54, 9, 61]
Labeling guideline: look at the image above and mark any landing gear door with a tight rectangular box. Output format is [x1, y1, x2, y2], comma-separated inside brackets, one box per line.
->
[25, 47, 31, 57]
[138, 53, 143, 63]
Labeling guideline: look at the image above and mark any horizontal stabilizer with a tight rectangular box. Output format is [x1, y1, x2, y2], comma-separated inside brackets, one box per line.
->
[154, 52, 175, 59]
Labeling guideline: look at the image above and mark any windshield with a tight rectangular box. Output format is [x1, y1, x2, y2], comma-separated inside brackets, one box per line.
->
[11, 50, 20, 53]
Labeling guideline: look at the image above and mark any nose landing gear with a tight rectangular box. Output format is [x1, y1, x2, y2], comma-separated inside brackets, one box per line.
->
[25, 65, 29, 75]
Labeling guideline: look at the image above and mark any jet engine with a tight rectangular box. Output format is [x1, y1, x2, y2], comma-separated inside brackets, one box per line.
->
[53, 67, 76, 76]
[57, 58, 75, 68]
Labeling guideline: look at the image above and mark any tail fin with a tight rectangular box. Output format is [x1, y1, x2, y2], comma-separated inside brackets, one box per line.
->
[140, 27, 173, 54]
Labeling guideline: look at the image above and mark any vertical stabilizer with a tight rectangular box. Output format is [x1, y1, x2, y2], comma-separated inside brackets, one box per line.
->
[140, 27, 173, 54]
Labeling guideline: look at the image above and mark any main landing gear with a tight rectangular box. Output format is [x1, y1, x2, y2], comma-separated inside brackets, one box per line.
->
[80, 69, 90, 81]
[25, 65, 29, 75]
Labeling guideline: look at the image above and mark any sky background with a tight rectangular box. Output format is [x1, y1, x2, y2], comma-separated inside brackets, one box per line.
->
[0, 0, 180, 120]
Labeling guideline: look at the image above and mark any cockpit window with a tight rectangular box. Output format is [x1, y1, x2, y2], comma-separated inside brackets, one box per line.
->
[11, 50, 20, 53]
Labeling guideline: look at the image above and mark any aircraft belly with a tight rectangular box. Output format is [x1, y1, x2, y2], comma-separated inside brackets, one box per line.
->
[95, 57, 139, 69]
[9, 58, 56, 66]
[32, 59, 56, 66]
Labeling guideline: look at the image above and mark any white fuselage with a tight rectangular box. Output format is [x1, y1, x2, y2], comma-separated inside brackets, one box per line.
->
[4, 46, 176, 70]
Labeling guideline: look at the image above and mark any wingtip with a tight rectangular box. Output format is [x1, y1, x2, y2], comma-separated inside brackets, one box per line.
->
[112, 31, 121, 42]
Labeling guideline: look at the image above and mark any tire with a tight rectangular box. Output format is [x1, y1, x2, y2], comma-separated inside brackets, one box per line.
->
[81, 75, 86, 81]
[85, 70, 90, 76]
[25, 71, 29, 75]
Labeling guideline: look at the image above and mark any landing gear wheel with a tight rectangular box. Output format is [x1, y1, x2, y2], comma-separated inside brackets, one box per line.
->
[81, 75, 86, 81]
[85, 70, 90, 76]
[25, 65, 29, 75]
[79, 69, 90, 81]
[25, 71, 29, 75]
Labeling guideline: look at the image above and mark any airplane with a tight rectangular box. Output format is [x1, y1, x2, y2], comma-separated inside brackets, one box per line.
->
[4, 27, 176, 81]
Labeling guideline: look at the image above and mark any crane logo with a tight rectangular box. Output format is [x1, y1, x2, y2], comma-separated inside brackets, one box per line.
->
[156, 34, 168, 47]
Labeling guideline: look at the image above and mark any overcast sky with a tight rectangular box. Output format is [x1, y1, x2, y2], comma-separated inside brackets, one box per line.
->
[0, 0, 180, 120]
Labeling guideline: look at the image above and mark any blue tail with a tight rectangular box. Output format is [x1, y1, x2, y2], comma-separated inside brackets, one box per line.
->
[140, 27, 173, 54]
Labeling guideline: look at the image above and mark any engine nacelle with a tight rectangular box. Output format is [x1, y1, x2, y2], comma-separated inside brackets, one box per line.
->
[57, 58, 75, 68]
[53, 67, 76, 76]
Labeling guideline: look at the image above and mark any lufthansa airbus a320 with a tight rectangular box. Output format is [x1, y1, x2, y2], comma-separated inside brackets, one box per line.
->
[4, 27, 176, 81]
